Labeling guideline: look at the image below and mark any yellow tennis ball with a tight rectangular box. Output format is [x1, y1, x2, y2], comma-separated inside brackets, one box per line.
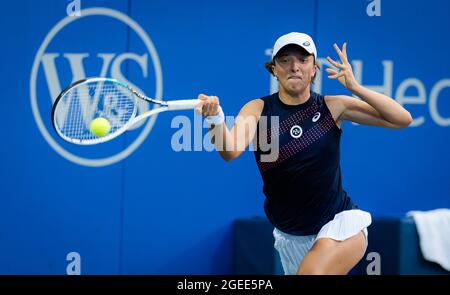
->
[90, 117, 111, 137]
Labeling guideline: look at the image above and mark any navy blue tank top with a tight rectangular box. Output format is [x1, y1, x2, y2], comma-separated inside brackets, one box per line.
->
[254, 91, 356, 235]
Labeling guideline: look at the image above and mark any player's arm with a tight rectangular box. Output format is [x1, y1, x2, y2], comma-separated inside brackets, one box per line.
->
[329, 94, 412, 128]
[196, 94, 264, 161]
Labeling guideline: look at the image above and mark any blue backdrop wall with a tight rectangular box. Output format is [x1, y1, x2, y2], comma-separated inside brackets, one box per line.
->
[0, 0, 449, 274]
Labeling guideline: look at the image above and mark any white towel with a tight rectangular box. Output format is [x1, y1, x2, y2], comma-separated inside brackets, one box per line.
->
[407, 208, 450, 271]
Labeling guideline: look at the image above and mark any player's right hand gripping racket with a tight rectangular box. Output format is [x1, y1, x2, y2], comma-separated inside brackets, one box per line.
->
[51, 77, 198, 145]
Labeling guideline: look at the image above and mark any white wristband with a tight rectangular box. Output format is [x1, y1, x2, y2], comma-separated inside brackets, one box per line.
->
[204, 106, 225, 126]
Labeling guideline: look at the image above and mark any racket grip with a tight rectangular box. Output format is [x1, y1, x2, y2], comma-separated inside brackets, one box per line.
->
[167, 99, 199, 110]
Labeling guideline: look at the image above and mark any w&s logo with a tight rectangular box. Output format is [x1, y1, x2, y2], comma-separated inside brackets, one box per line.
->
[30, 8, 162, 167]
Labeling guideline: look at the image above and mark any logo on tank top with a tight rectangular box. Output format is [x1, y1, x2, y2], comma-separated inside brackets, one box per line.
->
[290, 125, 303, 138]
[312, 112, 321, 122]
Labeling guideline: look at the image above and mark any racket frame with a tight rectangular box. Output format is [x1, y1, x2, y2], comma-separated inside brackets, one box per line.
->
[51, 77, 168, 145]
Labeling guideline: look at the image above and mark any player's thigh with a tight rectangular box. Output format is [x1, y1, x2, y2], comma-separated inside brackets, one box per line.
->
[297, 231, 366, 275]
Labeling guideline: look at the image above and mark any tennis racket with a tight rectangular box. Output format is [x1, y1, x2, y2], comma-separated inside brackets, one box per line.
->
[51, 77, 198, 145]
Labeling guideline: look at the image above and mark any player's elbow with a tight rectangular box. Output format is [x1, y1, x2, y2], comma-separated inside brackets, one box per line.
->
[222, 156, 235, 162]
[221, 155, 235, 162]
[396, 111, 413, 128]
[404, 111, 413, 127]
[219, 151, 240, 162]
[388, 110, 413, 128]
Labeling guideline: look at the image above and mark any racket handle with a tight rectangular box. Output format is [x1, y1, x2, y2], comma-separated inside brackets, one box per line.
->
[167, 99, 199, 110]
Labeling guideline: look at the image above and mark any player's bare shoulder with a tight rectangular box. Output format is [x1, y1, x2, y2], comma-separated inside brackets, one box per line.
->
[239, 98, 264, 120]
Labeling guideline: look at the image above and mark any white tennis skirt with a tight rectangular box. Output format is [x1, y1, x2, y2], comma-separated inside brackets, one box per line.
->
[273, 209, 372, 275]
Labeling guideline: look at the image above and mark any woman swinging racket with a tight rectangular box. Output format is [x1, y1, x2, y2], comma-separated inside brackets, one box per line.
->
[196, 32, 412, 274]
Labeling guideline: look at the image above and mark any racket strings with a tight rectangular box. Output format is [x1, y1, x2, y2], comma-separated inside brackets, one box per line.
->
[55, 81, 136, 142]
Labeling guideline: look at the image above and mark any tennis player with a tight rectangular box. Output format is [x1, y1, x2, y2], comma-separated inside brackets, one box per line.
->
[196, 32, 412, 275]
